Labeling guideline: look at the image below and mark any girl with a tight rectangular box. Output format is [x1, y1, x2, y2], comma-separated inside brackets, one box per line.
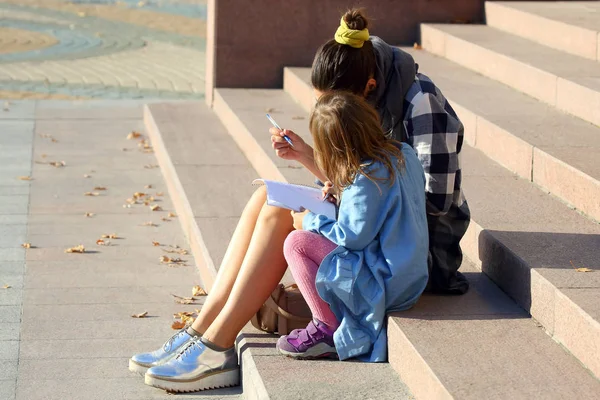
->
[277, 91, 429, 362]
[130, 7, 463, 393]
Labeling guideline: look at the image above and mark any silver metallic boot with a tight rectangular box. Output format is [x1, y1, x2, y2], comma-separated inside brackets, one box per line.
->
[129, 328, 196, 375]
[144, 337, 239, 393]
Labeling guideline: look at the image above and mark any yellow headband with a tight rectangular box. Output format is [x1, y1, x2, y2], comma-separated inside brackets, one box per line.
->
[334, 17, 369, 48]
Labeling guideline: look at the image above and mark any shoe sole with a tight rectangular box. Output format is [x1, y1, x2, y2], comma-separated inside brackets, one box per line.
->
[277, 342, 338, 360]
[144, 368, 240, 393]
[128, 359, 150, 376]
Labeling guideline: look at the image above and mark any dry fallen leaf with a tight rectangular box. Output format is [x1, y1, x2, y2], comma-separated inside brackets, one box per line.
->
[84, 212, 95, 217]
[265, 107, 275, 113]
[3, 101, 9, 111]
[77, 11, 87, 17]
[2, 284, 11, 289]
[144, 164, 159, 169]
[127, 131, 142, 140]
[161, 217, 171, 222]
[41, 154, 47, 158]
[122, 148, 131, 152]
[131, 311, 148, 318]
[101, 233, 119, 239]
[84, 192, 100, 196]
[21, 243, 32, 249]
[156, 192, 164, 197]
[171, 294, 197, 305]
[141, 221, 157, 227]
[171, 321, 186, 330]
[94, 186, 107, 191]
[150, 205, 162, 212]
[65, 244, 85, 253]
[570, 260, 594, 273]
[83, 174, 91, 178]
[167, 212, 177, 218]
[96, 239, 109, 246]
[152, 241, 161, 246]
[48, 161, 66, 167]
[145, 184, 153, 189]
[18, 176, 32, 181]
[192, 285, 207, 296]
[133, 192, 146, 199]
[291, 115, 305, 120]
[413, 42, 423, 50]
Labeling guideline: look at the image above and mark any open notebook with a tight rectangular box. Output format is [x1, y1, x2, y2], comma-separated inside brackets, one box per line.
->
[253, 179, 336, 220]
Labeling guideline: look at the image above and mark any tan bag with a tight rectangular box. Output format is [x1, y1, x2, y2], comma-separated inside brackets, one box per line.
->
[251, 283, 312, 335]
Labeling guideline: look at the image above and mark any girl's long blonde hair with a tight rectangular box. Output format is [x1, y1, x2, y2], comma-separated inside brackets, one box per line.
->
[309, 91, 405, 191]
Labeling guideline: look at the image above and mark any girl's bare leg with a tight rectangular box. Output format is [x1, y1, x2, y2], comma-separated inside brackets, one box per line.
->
[191, 186, 293, 336]
[202, 200, 294, 348]
[191, 186, 266, 333]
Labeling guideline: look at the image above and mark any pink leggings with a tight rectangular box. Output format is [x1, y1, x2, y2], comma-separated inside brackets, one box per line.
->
[283, 230, 340, 330]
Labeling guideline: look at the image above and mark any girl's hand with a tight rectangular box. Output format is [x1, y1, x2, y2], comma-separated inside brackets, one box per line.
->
[321, 181, 337, 204]
[270, 128, 310, 161]
[291, 209, 309, 230]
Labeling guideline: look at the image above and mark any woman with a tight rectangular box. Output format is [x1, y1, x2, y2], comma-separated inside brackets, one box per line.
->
[130, 8, 469, 393]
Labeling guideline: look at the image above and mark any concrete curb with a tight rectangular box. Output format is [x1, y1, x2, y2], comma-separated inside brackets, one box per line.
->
[143, 104, 218, 291]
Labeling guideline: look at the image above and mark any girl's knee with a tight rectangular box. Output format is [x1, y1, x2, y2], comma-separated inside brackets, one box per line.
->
[283, 230, 316, 259]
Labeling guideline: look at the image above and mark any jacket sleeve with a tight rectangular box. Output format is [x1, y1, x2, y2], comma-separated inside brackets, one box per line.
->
[406, 91, 461, 216]
[303, 171, 393, 251]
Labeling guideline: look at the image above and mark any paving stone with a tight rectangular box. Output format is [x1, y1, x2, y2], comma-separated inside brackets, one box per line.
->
[0, 306, 21, 323]
[0, 262, 25, 276]
[0, 341, 19, 360]
[15, 377, 240, 400]
[0, 288, 22, 306]
[22, 285, 199, 305]
[0, 380, 16, 400]
[18, 358, 136, 380]
[19, 338, 180, 360]
[0, 195, 29, 215]
[0, 186, 29, 196]
[0, 360, 18, 381]
[0, 323, 20, 341]
[21, 302, 204, 322]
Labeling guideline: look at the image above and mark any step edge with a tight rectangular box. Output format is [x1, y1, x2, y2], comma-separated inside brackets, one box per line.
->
[387, 316, 453, 400]
[212, 89, 286, 182]
[462, 220, 600, 379]
[420, 23, 560, 110]
[144, 102, 275, 398]
[143, 104, 218, 291]
[485, 1, 599, 62]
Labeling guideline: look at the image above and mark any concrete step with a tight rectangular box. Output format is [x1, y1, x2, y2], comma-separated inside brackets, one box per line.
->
[210, 88, 600, 394]
[145, 101, 412, 399]
[389, 259, 600, 400]
[145, 102, 259, 291]
[486, 1, 600, 62]
[280, 77, 600, 379]
[284, 64, 600, 222]
[420, 23, 600, 127]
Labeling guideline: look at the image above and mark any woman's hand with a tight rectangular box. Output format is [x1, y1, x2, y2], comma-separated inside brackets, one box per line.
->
[270, 128, 311, 162]
[291, 209, 309, 230]
[321, 181, 337, 204]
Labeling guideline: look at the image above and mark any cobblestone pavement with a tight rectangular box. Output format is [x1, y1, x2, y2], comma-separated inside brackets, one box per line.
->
[0, 0, 206, 100]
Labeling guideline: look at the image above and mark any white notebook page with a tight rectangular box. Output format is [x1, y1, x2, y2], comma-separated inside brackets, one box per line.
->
[253, 179, 336, 220]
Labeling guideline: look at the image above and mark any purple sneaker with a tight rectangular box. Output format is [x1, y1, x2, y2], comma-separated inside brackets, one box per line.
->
[276, 319, 337, 360]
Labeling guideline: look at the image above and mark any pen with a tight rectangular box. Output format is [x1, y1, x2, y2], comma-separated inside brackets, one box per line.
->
[266, 114, 294, 148]
[322, 193, 332, 203]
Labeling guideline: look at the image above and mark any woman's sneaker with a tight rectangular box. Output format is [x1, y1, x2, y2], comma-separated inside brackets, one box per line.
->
[145, 337, 239, 393]
[129, 328, 197, 375]
[276, 319, 337, 359]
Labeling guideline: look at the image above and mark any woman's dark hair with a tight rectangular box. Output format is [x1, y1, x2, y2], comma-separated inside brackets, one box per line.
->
[311, 9, 376, 95]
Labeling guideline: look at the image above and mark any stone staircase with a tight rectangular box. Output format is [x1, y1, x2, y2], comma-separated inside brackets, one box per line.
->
[144, 2, 600, 399]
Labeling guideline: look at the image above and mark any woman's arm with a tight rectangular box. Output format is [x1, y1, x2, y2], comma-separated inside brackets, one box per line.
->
[270, 127, 328, 182]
